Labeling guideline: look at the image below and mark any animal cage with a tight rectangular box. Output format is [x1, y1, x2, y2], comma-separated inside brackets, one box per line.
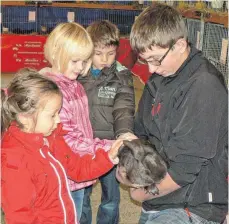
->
[1, 1, 228, 83]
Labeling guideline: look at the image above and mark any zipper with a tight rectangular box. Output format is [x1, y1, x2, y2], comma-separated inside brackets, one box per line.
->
[39, 148, 77, 224]
[47, 151, 78, 224]
[184, 202, 193, 223]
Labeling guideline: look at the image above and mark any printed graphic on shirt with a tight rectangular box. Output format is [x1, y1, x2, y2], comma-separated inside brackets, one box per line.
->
[98, 86, 117, 99]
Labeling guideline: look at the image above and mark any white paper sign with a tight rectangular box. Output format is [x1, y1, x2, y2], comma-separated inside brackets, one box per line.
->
[0, 13, 2, 24]
[28, 11, 36, 22]
[67, 12, 75, 22]
[196, 31, 200, 50]
[220, 38, 228, 65]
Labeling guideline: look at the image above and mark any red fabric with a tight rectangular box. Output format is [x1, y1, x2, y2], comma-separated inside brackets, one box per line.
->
[117, 38, 137, 70]
[116, 38, 151, 84]
[131, 61, 151, 84]
[1, 123, 113, 224]
[1, 34, 150, 84]
[1, 34, 49, 73]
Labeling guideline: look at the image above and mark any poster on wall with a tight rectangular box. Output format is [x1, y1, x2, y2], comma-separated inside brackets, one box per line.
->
[1, 34, 49, 73]
[1, 34, 150, 83]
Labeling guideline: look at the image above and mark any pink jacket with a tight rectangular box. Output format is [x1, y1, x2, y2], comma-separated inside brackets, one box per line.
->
[40, 69, 113, 190]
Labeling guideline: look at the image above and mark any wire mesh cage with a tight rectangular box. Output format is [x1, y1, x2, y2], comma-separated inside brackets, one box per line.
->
[186, 18, 205, 51]
[75, 8, 108, 28]
[2, 6, 38, 34]
[75, 8, 140, 35]
[38, 6, 77, 34]
[202, 22, 228, 82]
[1, 4, 141, 36]
[1, 1, 228, 83]
[107, 9, 140, 35]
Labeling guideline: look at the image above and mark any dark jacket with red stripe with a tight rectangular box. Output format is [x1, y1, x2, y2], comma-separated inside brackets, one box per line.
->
[134, 47, 228, 222]
[1, 123, 113, 224]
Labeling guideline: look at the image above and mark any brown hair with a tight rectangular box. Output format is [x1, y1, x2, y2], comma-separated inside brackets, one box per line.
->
[87, 20, 120, 48]
[130, 4, 188, 53]
[1, 68, 61, 133]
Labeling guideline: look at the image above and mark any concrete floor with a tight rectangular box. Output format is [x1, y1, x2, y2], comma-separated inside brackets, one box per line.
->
[1, 73, 144, 224]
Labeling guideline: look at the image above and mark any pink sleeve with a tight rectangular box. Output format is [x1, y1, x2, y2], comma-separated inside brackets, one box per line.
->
[59, 85, 113, 156]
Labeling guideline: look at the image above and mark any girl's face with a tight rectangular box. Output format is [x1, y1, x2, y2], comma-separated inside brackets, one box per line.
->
[24, 94, 62, 136]
[64, 58, 88, 80]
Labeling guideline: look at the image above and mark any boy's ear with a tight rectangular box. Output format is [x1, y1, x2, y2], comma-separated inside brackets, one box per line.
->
[175, 38, 188, 54]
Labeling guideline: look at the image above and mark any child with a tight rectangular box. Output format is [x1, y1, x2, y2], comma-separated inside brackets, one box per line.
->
[116, 139, 168, 195]
[130, 4, 228, 224]
[78, 20, 135, 224]
[1, 68, 123, 224]
[39, 22, 116, 221]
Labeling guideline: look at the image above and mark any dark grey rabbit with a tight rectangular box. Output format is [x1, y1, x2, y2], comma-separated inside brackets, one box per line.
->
[118, 139, 168, 195]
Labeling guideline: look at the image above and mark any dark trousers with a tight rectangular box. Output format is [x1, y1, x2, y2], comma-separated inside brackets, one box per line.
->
[80, 167, 120, 224]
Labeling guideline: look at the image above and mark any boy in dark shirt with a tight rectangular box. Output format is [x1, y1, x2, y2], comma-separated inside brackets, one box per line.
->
[78, 20, 135, 224]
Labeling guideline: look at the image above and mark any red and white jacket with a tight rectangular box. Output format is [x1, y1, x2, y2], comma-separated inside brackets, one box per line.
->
[1, 123, 114, 224]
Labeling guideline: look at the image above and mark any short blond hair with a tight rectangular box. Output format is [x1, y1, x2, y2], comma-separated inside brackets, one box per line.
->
[86, 20, 119, 48]
[44, 22, 93, 75]
[130, 4, 187, 53]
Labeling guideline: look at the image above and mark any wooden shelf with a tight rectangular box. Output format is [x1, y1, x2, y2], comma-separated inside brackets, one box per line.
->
[1, 1, 141, 11]
[1, 1, 27, 6]
[179, 8, 228, 27]
[50, 2, 141, 11]
[205, 11, 228, 27]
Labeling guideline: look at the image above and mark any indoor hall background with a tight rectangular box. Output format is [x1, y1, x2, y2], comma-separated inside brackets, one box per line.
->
[1, 1, 228, 223]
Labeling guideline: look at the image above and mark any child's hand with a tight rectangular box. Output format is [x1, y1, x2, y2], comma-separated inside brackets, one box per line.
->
[117, 132, 138, 141]
[108, 139, 123, 164]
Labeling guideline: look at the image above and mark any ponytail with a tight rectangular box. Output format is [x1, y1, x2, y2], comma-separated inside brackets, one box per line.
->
[1, 89, 11, 133]
[1, 68, 62, 134]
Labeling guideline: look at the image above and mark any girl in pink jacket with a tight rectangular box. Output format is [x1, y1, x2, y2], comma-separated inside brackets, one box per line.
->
[1, 68, 122, 224]
[39, 22, 115, 220]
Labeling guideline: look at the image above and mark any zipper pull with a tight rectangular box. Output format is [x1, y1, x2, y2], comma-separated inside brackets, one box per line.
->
[184, 203, 193, 223]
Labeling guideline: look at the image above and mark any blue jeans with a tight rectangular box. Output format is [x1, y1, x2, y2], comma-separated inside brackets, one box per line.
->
[71, 188, 85, 221]
[139, 208, 220, 224]
[80, 167, 120, 224]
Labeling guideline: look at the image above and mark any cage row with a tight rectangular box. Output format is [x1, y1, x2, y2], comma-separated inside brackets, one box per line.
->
[185, 18, 228, 82]
[1, 6, 141, 35]
[1, 5, 228, 82]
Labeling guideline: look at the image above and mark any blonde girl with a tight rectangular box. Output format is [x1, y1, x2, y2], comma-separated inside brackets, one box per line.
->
[40, 22, 115, 220]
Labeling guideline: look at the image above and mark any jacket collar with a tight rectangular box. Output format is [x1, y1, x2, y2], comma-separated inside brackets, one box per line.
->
[5, 123, 45, 151]
[46, 72, 77, 86]
[146, 46, 202, 96]
[4, 123, 67, 152]
[171, 45, 201, 79]
[102, 61, 116, 76]
[148, 46, 202, 86]
[89, 61, 117, 79]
